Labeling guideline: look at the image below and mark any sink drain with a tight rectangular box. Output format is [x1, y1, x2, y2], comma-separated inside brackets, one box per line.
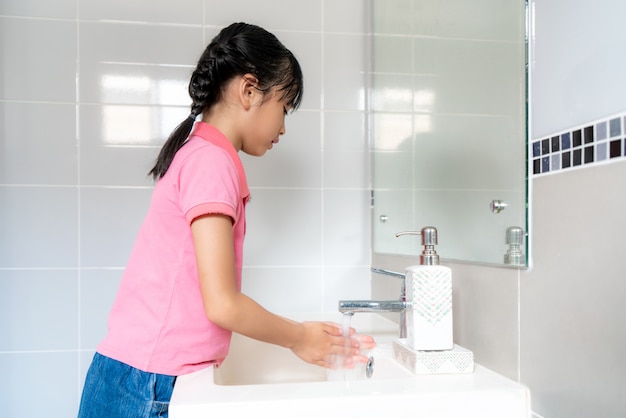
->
[365, 356, 374, 379]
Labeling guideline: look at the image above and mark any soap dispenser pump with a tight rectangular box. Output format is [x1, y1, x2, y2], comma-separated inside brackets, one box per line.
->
[396, 227, 453, 351]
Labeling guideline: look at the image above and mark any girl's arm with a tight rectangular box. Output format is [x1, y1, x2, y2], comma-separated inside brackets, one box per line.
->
[191, 213, 372, 368]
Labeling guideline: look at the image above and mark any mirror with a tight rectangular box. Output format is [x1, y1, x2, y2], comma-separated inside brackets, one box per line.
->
[370, 0, 528, 266]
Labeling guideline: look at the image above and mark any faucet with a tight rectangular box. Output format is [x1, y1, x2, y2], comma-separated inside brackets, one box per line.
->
[338, 267, 409, 338]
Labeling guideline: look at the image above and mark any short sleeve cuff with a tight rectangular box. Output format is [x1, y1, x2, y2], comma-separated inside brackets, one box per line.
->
[186, 202, 236, 224]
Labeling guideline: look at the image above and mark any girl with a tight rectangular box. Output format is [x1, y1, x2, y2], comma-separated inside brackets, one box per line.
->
[78, 22, 374, 418]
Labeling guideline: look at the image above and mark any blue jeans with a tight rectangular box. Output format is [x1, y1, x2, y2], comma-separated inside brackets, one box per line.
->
[78, 353, 176, 418]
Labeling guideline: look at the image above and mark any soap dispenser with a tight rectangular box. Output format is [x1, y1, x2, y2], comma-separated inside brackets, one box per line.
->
[397, 227, 453, 351]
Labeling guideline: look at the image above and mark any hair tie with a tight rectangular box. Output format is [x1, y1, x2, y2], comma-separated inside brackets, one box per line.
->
[188, 113, 196, 121]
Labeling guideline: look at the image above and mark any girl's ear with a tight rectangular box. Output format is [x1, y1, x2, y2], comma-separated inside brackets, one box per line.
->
[239, 74, 261, 110]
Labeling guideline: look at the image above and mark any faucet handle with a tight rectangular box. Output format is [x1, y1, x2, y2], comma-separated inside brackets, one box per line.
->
[370, 267, 404, 279]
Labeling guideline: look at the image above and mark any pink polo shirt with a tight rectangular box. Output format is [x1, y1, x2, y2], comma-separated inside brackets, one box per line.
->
[97, 122, 249, 376]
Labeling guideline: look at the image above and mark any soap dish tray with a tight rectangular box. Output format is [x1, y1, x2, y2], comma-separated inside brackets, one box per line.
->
[392, 338, 474, 375]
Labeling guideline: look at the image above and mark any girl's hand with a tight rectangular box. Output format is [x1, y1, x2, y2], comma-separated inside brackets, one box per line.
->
[351, 332, 377, 353]
[290, 321, 376, 368]
[337, 330, 377, 367]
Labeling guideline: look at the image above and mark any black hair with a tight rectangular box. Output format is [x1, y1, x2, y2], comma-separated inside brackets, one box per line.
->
[149, 22, 304, 180]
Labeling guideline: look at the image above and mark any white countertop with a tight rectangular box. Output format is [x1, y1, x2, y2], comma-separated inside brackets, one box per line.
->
[169, 313, 531, 418]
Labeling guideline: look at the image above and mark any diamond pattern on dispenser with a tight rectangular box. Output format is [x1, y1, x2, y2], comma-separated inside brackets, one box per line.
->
[409, 268, 452, 325]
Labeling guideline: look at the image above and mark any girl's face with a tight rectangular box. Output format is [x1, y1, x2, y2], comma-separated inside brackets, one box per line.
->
[241, 89, 290, 157]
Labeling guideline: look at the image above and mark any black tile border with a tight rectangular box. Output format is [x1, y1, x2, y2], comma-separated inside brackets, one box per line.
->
[532, 113, 626, 176]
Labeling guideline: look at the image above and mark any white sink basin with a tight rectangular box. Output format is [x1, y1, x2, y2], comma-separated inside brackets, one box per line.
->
[170, 313, 531, 418]
[213, 313, 411, 385]
[215, 334, 413, 385]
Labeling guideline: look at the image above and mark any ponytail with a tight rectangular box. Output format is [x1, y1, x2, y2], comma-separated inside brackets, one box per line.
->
[148, 114, 196, 180]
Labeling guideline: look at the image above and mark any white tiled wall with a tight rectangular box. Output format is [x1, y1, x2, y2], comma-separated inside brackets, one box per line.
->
[0, 1, 370, 416]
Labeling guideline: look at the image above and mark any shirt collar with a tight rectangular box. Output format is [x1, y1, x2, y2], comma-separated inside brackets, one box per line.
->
[189, 122, 250, 201]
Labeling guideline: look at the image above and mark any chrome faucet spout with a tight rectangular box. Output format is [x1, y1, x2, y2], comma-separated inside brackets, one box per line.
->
[338, 300, 408, 313]
[338, 266, 410, 338]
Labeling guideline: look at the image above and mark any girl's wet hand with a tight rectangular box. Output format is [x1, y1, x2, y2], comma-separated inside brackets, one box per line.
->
[350, 332, 376, 364]
[290, 321, 361, 368]
[290, 321, 376, 369]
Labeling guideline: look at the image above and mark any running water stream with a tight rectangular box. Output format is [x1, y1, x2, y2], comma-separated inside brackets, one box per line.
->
[326, 312, 363, 381]
[341, 311, 353, 339]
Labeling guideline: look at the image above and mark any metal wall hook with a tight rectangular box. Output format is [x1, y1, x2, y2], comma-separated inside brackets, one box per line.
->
[490, 200, 508, 214]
